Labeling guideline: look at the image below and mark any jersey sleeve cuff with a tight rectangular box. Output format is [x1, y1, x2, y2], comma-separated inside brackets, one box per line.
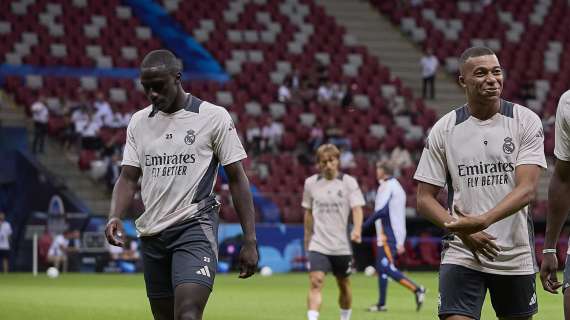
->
[554, 151, 570, 162]
[515, 160, 547, 169]
[220, 153, 247, 166]
[413, 175, 446, 187]
[121, 160, 140, 168]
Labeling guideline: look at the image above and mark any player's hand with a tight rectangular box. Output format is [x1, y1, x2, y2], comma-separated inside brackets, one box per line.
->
[238, 239, 258, 279]
[350, 229, 362, 244]
[444, 206, 489, 235]
[457, 231, 500, 263]
[105, 217, 125, 247]
[397, 245, 405, 255]
[540, 253, 562, 294]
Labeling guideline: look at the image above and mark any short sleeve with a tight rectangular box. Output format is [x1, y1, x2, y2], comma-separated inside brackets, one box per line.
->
[301, 179, 313, 210]
[555, 92, 570, 162]
[347, 176, 366, 208]
[212, 108, 247, 166]
[121, 118, 140, 168]
[414, 123, 447, 187]
[516, 110, 547, 168]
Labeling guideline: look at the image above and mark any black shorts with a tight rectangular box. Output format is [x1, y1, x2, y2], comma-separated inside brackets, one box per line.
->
[439, 264, 538, 320]
[140, 206, 219, 299]
[0, 249, 9, 259]
[308, 251, 352, 277]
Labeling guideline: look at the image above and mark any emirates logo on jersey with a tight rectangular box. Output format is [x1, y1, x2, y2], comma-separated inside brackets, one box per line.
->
[184, 130, 196, 145]
[502, 137, 515, 154]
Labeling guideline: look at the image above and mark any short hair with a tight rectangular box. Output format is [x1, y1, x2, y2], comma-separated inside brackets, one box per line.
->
[316, 144, 340, 162]
[459, 46, 496, 70]
[140, 49, 182, 73]
[375, 160, 394, 176]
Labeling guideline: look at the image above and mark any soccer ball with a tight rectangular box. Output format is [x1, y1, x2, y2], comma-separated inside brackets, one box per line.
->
[260, 266, 273, 277]
[364, 265, 376, 277]
[46, 267, 59, 278]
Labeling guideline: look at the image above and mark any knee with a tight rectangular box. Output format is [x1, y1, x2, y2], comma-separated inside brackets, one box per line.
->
[376, 257, 391, 273]
[177, 304, 203, 320]
[310, 275, 324, 290]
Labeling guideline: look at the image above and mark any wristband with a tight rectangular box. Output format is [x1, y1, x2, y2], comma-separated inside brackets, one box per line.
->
[542, 248, 557, 254]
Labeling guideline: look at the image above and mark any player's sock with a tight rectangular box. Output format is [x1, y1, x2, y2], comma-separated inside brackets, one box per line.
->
[398, 277, 420, 293]
[378, 273, 388, 306]
[340, 308, 352, 320]
[307, 310, 319, 320]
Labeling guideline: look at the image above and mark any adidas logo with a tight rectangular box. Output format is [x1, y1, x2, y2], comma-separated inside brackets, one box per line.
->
[196, 266, 211, 278]
[528, 292, 537, 306]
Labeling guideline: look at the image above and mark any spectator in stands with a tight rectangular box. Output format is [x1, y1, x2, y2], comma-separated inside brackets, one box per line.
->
[66, 230, 81, 272]
[339, 147, 356, 169]
[278, 77, 292, 103]
[341, 83, 356, 109]
[308, 126, 324, 151]
[246, 119, 262, 154]
[260, 117, 283, 153]
[520, 80, 536, 102]
[390, 146, 413, 170]
[79, 109, 102, 150]
[291, 68, 301, 89]
[93, 91, 113, 126]
[47, 231, 71, 273]
[420, 48, 438, 99]
[317, 80, 334, 106]
[31, 95, 49, 154]
[0, 212, 12, 273]
[330, 83, 344, 107]
[325, 118, 350, 150]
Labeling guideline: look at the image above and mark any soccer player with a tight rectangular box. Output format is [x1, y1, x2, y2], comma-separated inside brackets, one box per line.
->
[364, 161, 425, 312]
[303, 144, 365, 320]
[540, 90, 570, 319]
[104, 50, 258, 320]
[414, 46, 546, 320]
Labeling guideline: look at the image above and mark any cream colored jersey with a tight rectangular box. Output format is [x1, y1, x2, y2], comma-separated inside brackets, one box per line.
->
[122, 94, 246, 236]
[554, 91, 570, 254]
[414, 100, 546, 275]
[302, 173, 365, 255]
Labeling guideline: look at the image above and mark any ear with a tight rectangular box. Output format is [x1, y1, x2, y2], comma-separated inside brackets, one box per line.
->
[175, 72, 182, 83]
[458, 75, 466, 88]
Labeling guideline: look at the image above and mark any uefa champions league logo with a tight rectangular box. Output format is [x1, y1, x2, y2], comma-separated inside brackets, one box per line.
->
[184, 130, 196, 145]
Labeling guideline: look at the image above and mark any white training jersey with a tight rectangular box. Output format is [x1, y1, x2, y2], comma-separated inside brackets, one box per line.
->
[302, 173, 365, 255]
[122, 94, 247, 236]
[414, 100, 546, 275]
[48, 234, 68, 257]
[554, 91, 570, 254]
[0, 221, 12, 250]
[373, 178, 407, 247]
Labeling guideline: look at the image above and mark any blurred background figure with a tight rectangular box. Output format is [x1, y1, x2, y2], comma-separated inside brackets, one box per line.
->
[0, 212, 12, 273]
[30, 95, 49, 154]
[420, 48, 438, 100]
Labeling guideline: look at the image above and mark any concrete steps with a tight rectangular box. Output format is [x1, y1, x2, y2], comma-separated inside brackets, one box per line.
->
[315, 0, 465, 116]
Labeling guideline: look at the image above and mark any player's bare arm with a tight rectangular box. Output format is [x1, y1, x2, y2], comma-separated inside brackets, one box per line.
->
[224, 160, 259, 279]
[303, 209, 313, 251]
[541, 159, 570, 294]
[350, 206, 363, 243]
[105, 165, 141, 247]
[445, 164, 542, 234]
[417, 181, 499, 262]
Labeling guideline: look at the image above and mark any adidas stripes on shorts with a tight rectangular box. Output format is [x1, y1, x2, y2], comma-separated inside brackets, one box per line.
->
[140, 205, 219, 299]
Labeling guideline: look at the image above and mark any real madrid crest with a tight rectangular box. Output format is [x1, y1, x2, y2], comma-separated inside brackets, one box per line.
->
[184, 129, 196, 145]
[502, 137, 515, 154]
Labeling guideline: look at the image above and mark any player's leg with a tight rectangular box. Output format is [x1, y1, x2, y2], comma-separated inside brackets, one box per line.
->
[307, 251, 332, 320]
[564, 288, 570, 320]
[331, 255, 353, 320]
[422, 77, 428, 98]
[174, 283, 211, 320]
[171, 208, 219, 320]
[487, 272, 537, 320]
[369, 245, 390, 311]
[439, 264, 486, 320]
[140, 235, 175, 320]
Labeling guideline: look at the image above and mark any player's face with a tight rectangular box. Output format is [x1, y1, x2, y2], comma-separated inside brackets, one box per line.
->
[459, 54, 503, 102]
[376, 167, 386, 181]
[318, 153, 339, 179]
[140, 68, 179, 112]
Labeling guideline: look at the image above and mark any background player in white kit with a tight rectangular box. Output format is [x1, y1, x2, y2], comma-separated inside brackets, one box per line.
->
[415, 46, 546, 320]
[540, 90, 570, 319]
[104, 50, 258, 320]
[303, 144, 364, 320]
[364, 161, 425, 312]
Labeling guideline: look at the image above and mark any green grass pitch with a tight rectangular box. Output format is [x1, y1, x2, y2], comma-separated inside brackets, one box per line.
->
[0, 272, 563, 319]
